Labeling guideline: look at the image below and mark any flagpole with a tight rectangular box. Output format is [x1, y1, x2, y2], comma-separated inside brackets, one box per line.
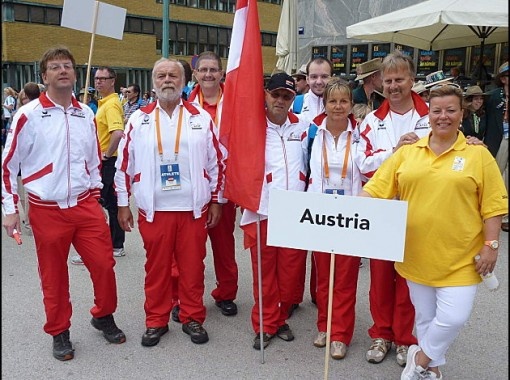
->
[83, 0, 99, 104]
[324, 253, 335, 380]
[256, 215, 265, 363]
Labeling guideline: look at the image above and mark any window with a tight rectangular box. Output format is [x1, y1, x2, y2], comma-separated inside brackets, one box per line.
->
[46, 8, 60, 25]
[177, 24, 187, 41]
[30, 7, 45, 24]
[142, 19, 154, 34]
[13, 4, 29, 22]
[128, 17, 142, 33]
[198, 26, 208, 44]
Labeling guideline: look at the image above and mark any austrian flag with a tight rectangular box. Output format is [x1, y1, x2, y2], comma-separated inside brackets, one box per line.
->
[220, 0, 266, 213]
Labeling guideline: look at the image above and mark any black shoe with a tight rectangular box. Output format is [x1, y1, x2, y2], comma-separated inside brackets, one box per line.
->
[171, 305, 181, 323]
[182, 320, 209, 344]
[253, 332, 274, 350]
[91, 314, 126, 344]
[141, 325, 169, 347]
[215, 300, 238, 316]
[52, 330, 74, 361]
[276, 323, 295, 341]
[287, 303, 299, 318]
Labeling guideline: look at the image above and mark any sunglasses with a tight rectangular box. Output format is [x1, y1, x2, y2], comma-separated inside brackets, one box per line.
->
[430, 83, 461, 90]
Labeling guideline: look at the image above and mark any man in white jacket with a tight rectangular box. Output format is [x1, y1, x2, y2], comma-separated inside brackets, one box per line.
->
[1, 46, 125, 362]
[115, 58, 226, 347]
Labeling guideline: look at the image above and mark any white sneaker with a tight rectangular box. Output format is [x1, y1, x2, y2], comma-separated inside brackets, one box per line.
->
[313, 331, 327, 347]
[396, 345, 409, 367]
[330, 341, 347, 360]
[113, 248, 126, 257]
[70, 255, 84, 265]
[401, 345, 429, 380]
[427, 370, 442, 380]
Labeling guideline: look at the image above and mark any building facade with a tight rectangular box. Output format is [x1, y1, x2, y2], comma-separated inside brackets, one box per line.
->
[296, 0, 508, 82]
[1, 0, 283, 93]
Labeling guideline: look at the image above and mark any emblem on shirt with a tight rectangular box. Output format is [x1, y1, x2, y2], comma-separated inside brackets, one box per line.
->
[415, 121, 429, 130]
[377, 121, 385, 129]
[70, 109, 86, 118]
[190, 122, 202, 130]
[141, 115, 150, 125]
[287, 132, 301, 141]
[41, 110, 51, 118]
[451, 156, 465, 171]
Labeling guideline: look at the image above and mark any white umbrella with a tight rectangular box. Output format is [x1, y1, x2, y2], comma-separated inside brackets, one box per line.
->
[346, 0, 508, 51]
[275, 0, 298, 75]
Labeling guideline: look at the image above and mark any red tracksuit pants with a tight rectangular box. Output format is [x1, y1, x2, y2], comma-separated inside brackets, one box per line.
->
[208, 200, 238, 302]
[368, 258, 417, 346]
[139, 210, 207, 327]
[315, 252, 360, 345]
[29, 197, 118, 336]
[248, 220, 307, 335]
[170, 201, 238, 306]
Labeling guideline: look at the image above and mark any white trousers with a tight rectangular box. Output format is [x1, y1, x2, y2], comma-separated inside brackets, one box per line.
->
[407, 281, 477, 367]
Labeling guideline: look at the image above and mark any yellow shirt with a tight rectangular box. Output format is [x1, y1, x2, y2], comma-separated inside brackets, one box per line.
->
[96, 93, 124, 154]
[363, 132, 508, 287]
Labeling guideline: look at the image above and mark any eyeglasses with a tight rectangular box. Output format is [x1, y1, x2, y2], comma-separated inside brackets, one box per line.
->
[47, 63, 74, 71]
[197, 67, 220, 74]
[94, 77, 114, 82]
[268, 91, 294, 101]
[430, 82, 461, 90]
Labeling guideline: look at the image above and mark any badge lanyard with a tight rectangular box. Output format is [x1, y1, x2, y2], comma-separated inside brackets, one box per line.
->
[322, 131, 352, 184]
[198, 89, 222, 126]
[155, 106, 184, 162]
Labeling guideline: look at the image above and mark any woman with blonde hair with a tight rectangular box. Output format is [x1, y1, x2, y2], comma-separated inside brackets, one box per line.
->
[306, 78, 364, 360]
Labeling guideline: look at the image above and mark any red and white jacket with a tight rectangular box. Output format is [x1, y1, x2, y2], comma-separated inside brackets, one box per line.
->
[1, 92, 102, 214]
[355, 92, 430, 180]
[240, 112, 309, 226]
[115, 100, 227, 222]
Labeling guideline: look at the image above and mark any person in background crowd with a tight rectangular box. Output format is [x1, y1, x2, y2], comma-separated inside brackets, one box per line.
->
[77, 87, 98, 114]
[122, 83, 143, 124]
[306, 78, 363, 360]
[484, 61, 509, 232]
[292, 64, 310, 95]
[2, 86, 17, 148]
[115, 58, 226, 347]
[360, 84, 507, 380]
[356, 50, 426, 368]
[142, 91, 151, 106]
[187, 51, 239, 319]
[461, 85, 487, 141]
[411, 81, 430, 103]
[240, 72, 309, 350]
[353, 58, 384, 110]
[1, 46, 125, 362]
[178, 59, 195, 100]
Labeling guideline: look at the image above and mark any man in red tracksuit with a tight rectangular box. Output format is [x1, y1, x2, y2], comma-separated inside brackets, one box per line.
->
[1, 46, 125, 362]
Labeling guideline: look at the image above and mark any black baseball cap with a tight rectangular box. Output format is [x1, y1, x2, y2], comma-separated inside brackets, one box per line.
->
[267, 72, 296, 93]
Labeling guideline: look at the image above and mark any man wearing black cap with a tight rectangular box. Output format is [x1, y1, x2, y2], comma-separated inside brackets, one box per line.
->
[240, 72, 309, 350]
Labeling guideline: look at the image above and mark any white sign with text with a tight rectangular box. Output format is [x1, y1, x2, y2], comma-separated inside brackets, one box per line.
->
[267, 189, 408, 262]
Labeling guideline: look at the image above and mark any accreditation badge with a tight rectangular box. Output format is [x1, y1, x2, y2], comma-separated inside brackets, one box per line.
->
[160, 163, 181, 190]
[324, 188, 344, 195]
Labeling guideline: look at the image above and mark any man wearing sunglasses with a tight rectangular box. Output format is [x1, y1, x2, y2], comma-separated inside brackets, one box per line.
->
[240, 72, 309, 350]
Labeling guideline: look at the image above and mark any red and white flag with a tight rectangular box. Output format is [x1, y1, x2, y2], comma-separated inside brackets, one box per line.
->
[220, 0, 266, 213]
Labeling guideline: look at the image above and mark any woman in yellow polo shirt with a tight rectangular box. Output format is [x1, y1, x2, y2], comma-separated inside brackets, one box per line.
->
[360, 84, 508, 380]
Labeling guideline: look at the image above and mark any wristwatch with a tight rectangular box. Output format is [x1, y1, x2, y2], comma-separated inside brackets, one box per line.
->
[484, 240, 499, 250]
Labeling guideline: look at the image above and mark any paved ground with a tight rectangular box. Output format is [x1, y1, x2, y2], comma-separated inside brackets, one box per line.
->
[2, 208, 508, 380]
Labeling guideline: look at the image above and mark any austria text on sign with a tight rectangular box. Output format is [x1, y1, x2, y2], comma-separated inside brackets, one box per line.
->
[267, 189, 408, 262]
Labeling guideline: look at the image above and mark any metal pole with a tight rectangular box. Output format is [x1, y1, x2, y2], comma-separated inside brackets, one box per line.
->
[162, 0, 169, 58]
